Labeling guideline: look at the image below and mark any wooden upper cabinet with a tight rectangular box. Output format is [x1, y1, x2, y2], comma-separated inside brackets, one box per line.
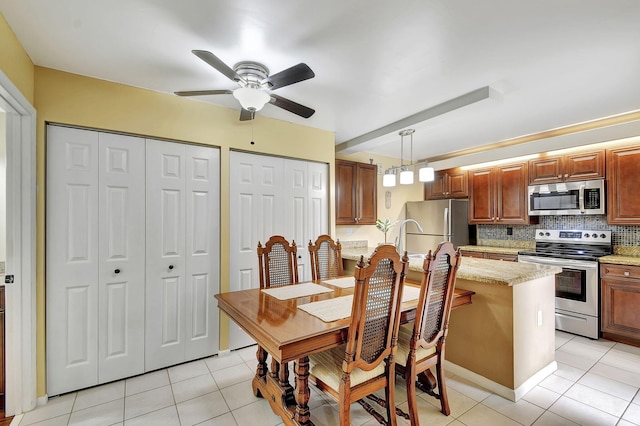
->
[469, 162, 532, 224]
[335, 159, 377, 225]
[607, 145, 640, 224]
[424, 168, 468, 200]
[529, 150, 605, 184]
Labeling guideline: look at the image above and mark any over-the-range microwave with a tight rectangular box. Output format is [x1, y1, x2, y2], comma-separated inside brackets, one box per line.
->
[528, 179, 605, 216]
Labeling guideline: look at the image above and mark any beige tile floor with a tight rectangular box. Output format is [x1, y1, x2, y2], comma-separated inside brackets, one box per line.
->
[10, 330, 640, 426]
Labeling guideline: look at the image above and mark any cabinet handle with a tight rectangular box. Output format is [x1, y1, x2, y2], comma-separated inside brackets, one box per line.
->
[564, 174, 569, 178]
[624, 271, 630, 276]
[169, 265, 174, 270]
[557, 175, 562, 179]
[114, 269, 121, 274]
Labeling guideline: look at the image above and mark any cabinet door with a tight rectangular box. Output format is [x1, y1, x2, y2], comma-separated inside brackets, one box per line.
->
[468, 168, 494, 223]
[184, 145, 220, 361]
[496, 162, 529, 224]
[47, 125, 100, 395]
[447, 169, 468, 198]
[357, 163, 378, 224]
[425, 170, 447, 200]
[564, 150, 604, 181]
[601, 275, 640, 343]
[98, 132, 146, 384]
[607, 146, 640, 224]
[335, 160, 357, 224]
[529, 156, 563, 184]
[145, 139, 187, 371]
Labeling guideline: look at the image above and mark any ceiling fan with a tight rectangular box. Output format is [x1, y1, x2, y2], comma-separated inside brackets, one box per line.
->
[175, 50, 316, 121]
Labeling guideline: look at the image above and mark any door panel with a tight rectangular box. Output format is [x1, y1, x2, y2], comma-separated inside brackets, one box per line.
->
[146, 139, 186, 370]
[47, 125, 99, 395]
[184, 144, 219, 360]
[98, 132, 145, 384]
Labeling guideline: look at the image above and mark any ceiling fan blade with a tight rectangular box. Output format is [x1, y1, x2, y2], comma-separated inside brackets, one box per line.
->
[269, 94, 315, 118]
[174, 89, 232, 97]
[239, 109, 255, 121]
[192, 50, 246, 85]
[262, 63, 315, 90]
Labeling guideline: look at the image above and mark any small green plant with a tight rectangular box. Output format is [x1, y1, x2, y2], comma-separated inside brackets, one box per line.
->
[376, 218, 398, 244]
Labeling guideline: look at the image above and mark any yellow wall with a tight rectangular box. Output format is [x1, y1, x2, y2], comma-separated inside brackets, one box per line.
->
[0, 12, 34, 103]
[335, 152, 424, 246]
[33, 66, 335, 397]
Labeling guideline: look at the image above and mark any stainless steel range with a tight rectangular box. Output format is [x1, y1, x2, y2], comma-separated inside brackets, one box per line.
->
[518, 229, 612, 339]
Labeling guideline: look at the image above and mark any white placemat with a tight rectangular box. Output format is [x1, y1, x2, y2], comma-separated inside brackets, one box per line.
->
[261, 283, 333, 300]
[298, 285, 422, 322]
[401, 285, 421, 303]
[321, 276, 355, 288]
[298, 295, 354, 322]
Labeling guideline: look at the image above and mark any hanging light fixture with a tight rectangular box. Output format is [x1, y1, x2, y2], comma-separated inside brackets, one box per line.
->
[232, 87, 271, 111]
[382, 129, 435, 187]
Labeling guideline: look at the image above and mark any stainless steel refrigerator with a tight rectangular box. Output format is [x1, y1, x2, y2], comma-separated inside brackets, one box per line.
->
[404, 199, 475, 253]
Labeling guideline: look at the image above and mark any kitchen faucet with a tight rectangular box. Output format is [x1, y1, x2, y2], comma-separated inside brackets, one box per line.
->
[395, 219, 424, 253]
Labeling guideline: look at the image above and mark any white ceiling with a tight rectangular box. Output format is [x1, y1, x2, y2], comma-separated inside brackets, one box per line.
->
[2, 0, 640, 163]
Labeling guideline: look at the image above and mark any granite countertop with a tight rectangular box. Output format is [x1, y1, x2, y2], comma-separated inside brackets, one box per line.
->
[342, 246, 561, 286]
[457, 245, 522, 255]
[599, 255, 640, 266]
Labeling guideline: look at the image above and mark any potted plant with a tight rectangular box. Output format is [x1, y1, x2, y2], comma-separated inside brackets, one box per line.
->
[376, 218, 398, 244]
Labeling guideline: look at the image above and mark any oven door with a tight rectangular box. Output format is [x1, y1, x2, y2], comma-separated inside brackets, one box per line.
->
[517, 255, 599, 316]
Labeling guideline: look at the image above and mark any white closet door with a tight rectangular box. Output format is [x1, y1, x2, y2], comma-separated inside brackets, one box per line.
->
[308, 160, 329, 250]
[229, 151, 284, 350]
[98, 132, 146, 383]
[284, 159, 310, 281]
[184, 144, 220, 360]
[145, 139, 187, 370]
[47, 125, 100, 395]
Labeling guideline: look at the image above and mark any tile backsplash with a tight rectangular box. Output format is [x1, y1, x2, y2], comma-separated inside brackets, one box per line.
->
[478, 215, 640, 247]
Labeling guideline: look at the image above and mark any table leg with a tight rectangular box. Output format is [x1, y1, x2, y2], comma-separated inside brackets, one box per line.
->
[253, 346, 269, 398]
[416, 370, 438, 397]
[294, 356, 312, 425]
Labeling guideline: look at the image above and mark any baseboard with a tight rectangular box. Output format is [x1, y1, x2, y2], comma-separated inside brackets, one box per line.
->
[444, 360, 557, 402]
[36, 396, 48, 407]
[217, 349, 231, 357]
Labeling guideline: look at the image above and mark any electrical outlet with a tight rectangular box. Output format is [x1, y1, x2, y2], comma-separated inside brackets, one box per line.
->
[507, 227, 513, 236]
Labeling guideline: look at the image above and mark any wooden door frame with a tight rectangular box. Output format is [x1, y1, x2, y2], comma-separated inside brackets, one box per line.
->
[0, 71, 37, 416]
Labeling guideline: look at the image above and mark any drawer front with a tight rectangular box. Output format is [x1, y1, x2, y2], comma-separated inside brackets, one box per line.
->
[601, 264, 640, 280]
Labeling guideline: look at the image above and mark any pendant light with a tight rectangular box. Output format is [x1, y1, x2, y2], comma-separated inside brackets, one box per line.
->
[382, 129, 435, 187]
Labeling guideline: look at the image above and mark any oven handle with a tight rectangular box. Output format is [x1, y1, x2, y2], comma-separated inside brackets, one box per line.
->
[579, 183, 585, 213]
[518, 255, 598, 270]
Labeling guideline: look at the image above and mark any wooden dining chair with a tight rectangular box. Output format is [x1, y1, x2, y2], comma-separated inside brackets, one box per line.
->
[395, 241, 461, 424]
[257, 235, 299, 288]
[308, 234, 343, 281]
[309, 244, 409, 426]
[256, 235, 299, 396]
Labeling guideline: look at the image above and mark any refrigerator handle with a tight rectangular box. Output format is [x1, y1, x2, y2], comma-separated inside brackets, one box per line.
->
[443, 207, 449, 241]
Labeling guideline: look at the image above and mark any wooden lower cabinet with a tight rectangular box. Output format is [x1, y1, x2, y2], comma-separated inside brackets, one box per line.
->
[601, 263, 640, 346]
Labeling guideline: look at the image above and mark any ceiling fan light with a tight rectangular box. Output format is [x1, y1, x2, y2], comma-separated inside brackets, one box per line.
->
[233, 87, 271, 111]
[418, 166, 435, 182]
[399, 169, 414, 185]
[383, 171, 396, 187]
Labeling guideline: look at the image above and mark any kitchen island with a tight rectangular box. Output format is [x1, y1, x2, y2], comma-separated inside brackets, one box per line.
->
[342, 245, 561, 401]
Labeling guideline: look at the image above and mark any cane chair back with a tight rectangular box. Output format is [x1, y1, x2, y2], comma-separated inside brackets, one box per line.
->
[308, 235, 343, 281]
[396, 241, 461, 424]
[257, 235, 299, 289]
[309, 244, 408, 426]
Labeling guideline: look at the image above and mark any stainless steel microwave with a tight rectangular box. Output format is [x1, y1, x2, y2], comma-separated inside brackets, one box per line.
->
[528, 179, 605, 216]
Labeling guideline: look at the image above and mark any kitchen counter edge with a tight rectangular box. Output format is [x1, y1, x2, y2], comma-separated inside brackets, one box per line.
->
[342, 246, 561, 286]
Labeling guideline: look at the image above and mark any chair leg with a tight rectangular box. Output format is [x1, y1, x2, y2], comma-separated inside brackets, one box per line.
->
[405, 366, 419, 426]
[385, 367, 398, 426]
[435, 361, 450, 416]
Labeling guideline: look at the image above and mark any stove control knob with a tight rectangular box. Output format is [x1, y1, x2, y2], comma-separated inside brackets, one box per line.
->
[584, 233, 590, 238]
[591, 233, 597, 238]
[545, 232, 550, 236]
[600, 233, 606, 239]
[538, 232, 544, 236]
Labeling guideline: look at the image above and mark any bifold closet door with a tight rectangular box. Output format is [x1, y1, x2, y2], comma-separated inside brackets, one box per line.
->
[46, 126, 145, 395]
[145, 140, 219, 371]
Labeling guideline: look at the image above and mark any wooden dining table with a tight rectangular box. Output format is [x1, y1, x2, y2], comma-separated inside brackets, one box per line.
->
[215, 278, 474, 426]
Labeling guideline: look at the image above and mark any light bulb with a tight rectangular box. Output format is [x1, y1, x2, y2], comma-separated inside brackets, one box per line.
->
[419, 166, 435, 182]
[383, 172, 396, 187]
[233, 87, 271, 111]
[399, 169, 414, 185]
